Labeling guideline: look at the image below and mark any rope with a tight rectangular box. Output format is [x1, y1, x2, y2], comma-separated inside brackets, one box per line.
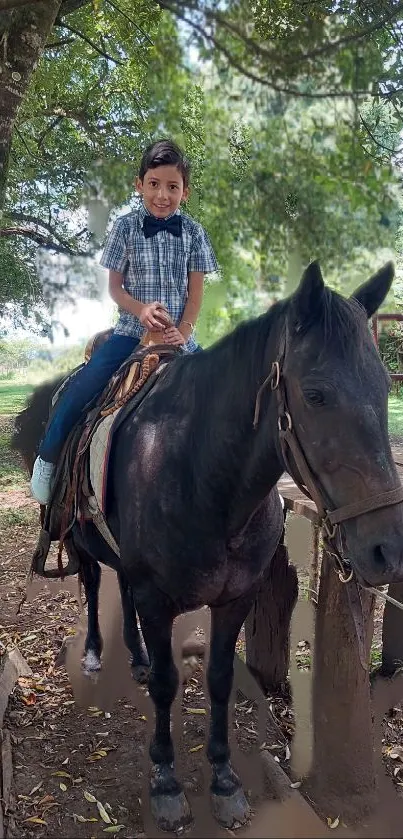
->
[361, 584, 403, 612]
[100, 353, 160, 417]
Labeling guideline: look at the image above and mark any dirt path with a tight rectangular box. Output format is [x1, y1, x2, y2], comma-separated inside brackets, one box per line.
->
[1, 417, 403, 837]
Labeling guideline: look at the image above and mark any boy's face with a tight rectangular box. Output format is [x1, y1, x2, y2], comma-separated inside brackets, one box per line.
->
[136, 165, 189, 218]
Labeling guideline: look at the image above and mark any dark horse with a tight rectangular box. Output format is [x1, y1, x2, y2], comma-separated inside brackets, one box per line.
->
[12, 261, 403, 832]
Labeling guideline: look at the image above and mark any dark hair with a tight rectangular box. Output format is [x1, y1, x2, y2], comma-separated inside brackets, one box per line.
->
[138, 138, 191, 188]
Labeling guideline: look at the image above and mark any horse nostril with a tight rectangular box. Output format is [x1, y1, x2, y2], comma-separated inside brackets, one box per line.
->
[373, 544, 386, 566]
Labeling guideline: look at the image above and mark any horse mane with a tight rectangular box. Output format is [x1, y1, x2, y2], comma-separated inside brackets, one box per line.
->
[188, 284, 366, 394]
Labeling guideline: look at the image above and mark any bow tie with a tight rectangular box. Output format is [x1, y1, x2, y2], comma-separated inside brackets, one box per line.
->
[143, 214, 182, 239]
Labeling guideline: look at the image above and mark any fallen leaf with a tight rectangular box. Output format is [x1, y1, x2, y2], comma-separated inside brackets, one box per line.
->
[84, 791, 97, 803]
[74, 814, 99, 823]
[327, 816, 340, 829]
[59, 783, 67, 792]
[29, 782, 44, 796]
[97, 801, 112, 824]
[103, 826, 125, 834]
[23, 817, 47, 825]
[51, 771, 72, 778]
[285, 744, 291, 760]
[38, 795, 54, 806]
[21, 693, 37, 706]
[290, 781, 301, 789]
[390, 746, 403, 760]
[87, 748, 111, 761]
[186, 708, 206, 715]
[189, 744, 203, 753]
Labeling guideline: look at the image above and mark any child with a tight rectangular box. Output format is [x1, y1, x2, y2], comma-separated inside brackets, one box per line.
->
[30, 138, 219, 505]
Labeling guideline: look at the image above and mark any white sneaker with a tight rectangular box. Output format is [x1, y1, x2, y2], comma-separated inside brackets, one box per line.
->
[30, 456, 56, 505]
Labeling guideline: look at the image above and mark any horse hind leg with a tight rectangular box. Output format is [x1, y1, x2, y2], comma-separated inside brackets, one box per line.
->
[135, 587, 192, 833]
[117, 571, 149, 683]
[207, 593, 256, 829]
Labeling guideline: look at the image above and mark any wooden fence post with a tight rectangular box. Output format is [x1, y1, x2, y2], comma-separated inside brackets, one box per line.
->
[307, 550, 377, 823]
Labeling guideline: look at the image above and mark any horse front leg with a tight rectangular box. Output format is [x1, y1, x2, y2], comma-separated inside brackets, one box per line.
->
[207, 593, 256, 829]
[134, 586, 192, 833]
[80, 558, 103, 673]
[117, 571, 149, 683]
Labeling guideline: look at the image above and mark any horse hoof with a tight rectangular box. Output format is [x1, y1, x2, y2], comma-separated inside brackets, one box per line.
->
[132, 663, 150, 684]
[211, 787, 251, 829]
[82, 650, 102, 673]
[150, 790, 193, 832]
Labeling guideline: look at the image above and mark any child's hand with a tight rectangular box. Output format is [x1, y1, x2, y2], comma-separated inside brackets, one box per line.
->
[163, 326, 185, 346]
[140, 301, 171, 331]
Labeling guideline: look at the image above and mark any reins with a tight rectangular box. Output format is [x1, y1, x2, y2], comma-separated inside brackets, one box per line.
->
[253, 331, 403, 665]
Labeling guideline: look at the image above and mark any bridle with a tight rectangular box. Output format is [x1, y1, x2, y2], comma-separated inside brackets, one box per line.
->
[253, 329, 403, 668]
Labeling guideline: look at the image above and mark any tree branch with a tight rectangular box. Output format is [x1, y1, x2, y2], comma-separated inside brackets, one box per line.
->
[160, 0, 403, 67]
[42, 105, 93, 131]
[36, 115, 64, 149]
[0, 226, 77, 255]
[157, 0, 382, 99]
[105, 0, 154, 46]
[15, 127, 42, 161]
[45, 37, 75, 49]
[359, 114, 403, 156]
[6, 211, 80, 245]
[54, 19, 124, 64]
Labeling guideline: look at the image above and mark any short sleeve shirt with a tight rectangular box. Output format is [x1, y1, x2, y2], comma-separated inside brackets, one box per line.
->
[99, 200, 219, 352]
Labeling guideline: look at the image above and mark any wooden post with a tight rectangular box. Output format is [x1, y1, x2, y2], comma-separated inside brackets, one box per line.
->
[308, 550, 377, 823]
[245, 520, 299, 695]
[381, 582, 403, 677]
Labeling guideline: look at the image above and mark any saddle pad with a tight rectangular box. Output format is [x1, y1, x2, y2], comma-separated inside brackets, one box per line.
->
[89, 407, 123, 515]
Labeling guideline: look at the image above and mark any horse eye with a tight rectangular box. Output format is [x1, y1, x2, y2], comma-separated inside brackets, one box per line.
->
[304, 389, 325, 406]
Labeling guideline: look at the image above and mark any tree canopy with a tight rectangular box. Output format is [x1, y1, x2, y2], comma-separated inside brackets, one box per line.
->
[1, 0, 403, 339]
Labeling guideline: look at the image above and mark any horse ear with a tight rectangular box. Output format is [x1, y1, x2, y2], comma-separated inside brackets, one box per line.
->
[291, 260, 325, 329]
[351, 261, 395, 319]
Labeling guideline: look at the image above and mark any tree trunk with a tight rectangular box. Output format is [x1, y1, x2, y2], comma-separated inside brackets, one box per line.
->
[245, 526, 299, 695]
[381, 582, 403, 677]
[0, 1, 62, 208]
[308, 549, 377, 823]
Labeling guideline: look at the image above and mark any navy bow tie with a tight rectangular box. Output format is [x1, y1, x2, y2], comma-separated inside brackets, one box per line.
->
[143, 214, 182, 239]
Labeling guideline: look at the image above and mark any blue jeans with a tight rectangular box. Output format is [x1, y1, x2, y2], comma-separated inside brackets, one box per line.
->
[39, 334, 140, 463]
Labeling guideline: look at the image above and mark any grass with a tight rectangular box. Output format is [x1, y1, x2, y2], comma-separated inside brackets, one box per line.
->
[0, 427, 26, 491]
[388, 395, 403, 437]
[0, 507, 36, 528]
[0, 380, 33, 415]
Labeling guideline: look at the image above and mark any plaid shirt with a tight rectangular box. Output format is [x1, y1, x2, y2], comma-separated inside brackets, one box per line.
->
[100, 200, 219, 352]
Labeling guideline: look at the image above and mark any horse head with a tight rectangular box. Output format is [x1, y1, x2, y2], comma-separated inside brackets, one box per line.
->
[277, 260, 403, 587]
